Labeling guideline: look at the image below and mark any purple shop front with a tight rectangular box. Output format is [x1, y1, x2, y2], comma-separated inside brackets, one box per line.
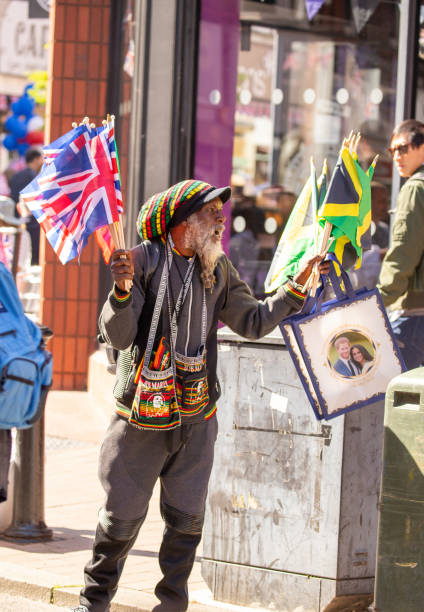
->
[194, 0, 240, 254]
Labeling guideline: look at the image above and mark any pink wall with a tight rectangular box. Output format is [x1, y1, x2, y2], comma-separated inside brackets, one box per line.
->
[194, 0, 240, 253]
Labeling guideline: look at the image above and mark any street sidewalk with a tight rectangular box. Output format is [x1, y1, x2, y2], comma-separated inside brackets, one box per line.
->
[0, 391, 250, 612]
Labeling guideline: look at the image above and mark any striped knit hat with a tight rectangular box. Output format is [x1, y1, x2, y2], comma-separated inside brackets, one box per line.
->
[137, 179, 231, 240]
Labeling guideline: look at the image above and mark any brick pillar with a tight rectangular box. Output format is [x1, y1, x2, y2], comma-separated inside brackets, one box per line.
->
[41, 0, 111, 389]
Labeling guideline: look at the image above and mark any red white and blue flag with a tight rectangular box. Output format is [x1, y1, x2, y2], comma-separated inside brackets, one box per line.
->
[42, 124, 89, 165]
[21, 124, 122, 264]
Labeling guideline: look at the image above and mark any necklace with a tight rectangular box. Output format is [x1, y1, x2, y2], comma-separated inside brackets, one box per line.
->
[166, 239, 195, 326]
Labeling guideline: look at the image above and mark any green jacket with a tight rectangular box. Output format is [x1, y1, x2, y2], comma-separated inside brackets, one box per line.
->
[378, 166, 424, 312]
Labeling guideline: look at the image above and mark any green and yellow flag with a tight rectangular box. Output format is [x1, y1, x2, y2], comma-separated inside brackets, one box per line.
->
[319, 145, 374, 270]
[265, 159, 327, 293]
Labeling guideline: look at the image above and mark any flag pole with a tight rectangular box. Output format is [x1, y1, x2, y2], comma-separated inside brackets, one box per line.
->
[106, 113, 132, 292]
[307, 220, 333, 296]
[303, 158, 320, 294]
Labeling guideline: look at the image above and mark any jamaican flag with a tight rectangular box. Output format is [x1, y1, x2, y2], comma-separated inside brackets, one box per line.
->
[265, 159, 327, 293]
[319, 146, 374, 270]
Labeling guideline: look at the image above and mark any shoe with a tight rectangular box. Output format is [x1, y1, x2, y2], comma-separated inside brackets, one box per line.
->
[71, 607, 89, 612]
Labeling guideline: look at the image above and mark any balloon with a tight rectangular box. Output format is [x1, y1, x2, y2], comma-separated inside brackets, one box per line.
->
[27, 71, 48, 106]
[3, 134, 18, 150]
[26, 115, 44, 133]
[2, 86, 44, 152]
[17, 142, 29, 155]
[4, 115, 27, 139]
[11, 94, 34, 118]
[26, 131, 44, 145]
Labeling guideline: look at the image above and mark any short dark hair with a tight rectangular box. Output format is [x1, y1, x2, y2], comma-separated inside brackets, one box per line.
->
[25, 147, 43, 164]
[391, 119, 424, 149]
[350, 344, 373, 363]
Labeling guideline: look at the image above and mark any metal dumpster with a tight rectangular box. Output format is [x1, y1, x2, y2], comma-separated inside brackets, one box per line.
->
[201, 327, 383, 611]
[374, 367, 424, 612]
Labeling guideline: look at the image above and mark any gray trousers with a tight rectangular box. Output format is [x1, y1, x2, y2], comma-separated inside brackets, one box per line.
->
[80, 413, 218, 612]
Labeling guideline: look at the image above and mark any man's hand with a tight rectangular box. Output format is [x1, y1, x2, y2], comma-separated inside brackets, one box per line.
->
[110, 249, 134, 292]
[293, 255, 330, 287]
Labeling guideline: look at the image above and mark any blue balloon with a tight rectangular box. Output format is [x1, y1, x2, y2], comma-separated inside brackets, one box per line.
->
[11, 94, 34, 118]
[17, 142, 29, 155]
[2, 134, 18, 150]
[4, 115, 27, 139]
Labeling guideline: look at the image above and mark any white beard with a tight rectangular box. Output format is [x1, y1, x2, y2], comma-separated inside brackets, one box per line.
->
[183, 216, 224, 289]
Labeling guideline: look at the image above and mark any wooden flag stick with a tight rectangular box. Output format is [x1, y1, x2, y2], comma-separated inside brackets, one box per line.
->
[353, 132, 361, 154]
[309, 220, 333, 297]
[117, 218, 125, 247]
[108, 221, 132, 292]
[303, 271, 313, 293]
[108, 221, 120, 249]
[105, 113, 132, 292]
[310, 221, 333, 295]
[303, 232, 336, 293]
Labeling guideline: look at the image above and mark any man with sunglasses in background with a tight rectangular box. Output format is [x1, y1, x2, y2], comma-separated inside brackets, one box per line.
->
[378, 119, 424, 369]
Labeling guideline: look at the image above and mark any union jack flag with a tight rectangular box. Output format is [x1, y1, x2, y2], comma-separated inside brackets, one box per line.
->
[42, 124, 90, 164]
[94, 225, 114, 264]
[21, 124, 123, 264]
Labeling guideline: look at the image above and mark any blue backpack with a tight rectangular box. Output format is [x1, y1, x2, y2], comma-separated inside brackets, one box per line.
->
[0, 262, 52, 428]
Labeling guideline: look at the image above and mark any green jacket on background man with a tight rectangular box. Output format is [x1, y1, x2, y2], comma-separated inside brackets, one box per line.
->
[378, 166, 424, 313]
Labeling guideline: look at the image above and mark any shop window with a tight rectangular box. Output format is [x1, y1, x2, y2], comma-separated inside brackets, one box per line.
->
[114, 1, 136, 206]
[231, 1, 399, 297]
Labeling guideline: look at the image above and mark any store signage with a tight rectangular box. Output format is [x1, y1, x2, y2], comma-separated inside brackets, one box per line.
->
[0, 1, 49, 76]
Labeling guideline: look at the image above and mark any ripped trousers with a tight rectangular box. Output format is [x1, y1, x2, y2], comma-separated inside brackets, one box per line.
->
[79, 413, 218, 612]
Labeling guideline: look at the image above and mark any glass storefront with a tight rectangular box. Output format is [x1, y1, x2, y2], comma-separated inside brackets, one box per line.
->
[109, 0, 423, 300]
[114, 0, 136, 208]
[228, 0, 400, 297]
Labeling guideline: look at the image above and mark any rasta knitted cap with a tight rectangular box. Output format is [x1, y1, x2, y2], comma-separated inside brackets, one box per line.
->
[137, 179, 231, 240]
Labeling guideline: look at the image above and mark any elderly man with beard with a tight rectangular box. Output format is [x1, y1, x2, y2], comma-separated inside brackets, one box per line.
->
[73, 180, 328, 612]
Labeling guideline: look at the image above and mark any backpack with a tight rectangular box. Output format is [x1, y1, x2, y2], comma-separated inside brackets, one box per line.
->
[0, 262, 52, 428]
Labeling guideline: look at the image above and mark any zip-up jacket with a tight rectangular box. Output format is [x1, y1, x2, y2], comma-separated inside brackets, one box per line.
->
[99, 239, 306, 421]
[378, 166, 424, 312]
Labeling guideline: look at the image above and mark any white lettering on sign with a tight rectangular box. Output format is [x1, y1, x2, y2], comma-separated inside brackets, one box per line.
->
[0, 1, 49, 76]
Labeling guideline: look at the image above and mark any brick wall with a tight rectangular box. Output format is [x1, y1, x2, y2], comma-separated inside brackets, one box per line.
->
[42, 0, 111, 389]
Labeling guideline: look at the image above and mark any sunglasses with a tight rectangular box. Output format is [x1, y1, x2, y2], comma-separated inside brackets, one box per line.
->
[388, 143, 411, 157]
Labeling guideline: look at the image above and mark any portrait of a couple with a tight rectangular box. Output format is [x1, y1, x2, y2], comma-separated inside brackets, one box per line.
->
[331, 335, 374, 378]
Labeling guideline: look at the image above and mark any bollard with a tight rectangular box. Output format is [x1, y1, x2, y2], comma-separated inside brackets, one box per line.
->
[3, 387, 52, 541]
[0, 221, 53, 541]
[3, 325, 53, 542]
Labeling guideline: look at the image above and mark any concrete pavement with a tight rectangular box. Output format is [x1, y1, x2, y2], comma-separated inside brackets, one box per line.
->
[0, 390, 244, 612]
[0, 593, 69, 611]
